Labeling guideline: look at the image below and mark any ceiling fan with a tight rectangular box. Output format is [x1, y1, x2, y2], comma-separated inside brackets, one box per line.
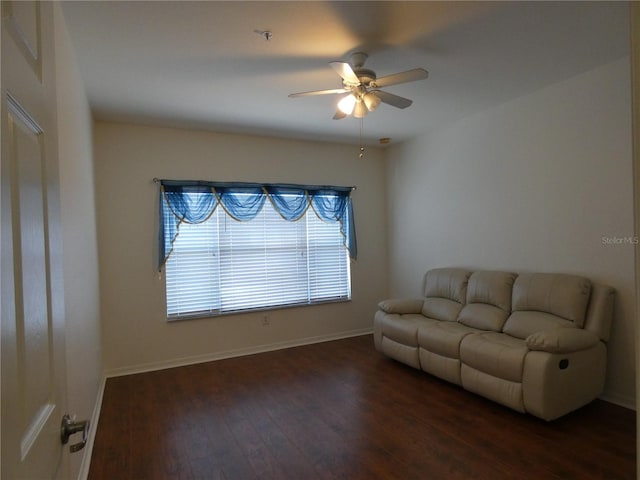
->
[288, 52, 428, 120]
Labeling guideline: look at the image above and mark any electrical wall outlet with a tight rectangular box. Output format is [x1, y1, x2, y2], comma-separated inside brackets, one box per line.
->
[261, 314, 270, 326]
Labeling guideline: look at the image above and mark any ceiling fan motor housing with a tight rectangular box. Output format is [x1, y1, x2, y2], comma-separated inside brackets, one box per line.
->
[355, 68, 376, 86]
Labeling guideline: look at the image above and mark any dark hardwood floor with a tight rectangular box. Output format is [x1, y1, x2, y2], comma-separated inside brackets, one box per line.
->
[88, 334, 635, 480]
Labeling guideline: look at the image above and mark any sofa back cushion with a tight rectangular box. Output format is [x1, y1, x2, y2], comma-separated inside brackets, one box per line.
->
[503, 273, 592, 339]
[457, 271, 517, 331]
[421, 268, 471, 321]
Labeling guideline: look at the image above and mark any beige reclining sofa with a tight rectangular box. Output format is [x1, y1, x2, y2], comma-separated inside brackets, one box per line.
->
[374, 268, 615, 421]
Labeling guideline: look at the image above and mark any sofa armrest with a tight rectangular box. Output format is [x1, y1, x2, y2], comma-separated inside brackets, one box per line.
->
[526, 327, 601, 354]
[377, 298, 424, 315]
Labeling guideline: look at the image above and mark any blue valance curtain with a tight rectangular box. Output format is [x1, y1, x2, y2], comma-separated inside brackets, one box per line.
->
[158, 180, 357, 270]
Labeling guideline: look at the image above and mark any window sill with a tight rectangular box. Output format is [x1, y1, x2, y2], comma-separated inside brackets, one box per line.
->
[166, 297, 351, 322]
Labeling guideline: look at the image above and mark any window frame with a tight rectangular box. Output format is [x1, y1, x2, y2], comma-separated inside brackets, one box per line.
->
[159, 181, 355, 320]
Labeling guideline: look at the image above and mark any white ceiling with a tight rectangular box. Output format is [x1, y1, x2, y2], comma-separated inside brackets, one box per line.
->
[61, 1, 630, 147]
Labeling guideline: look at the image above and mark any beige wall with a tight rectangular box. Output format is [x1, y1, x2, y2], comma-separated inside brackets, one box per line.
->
[385, 58, 635, 407]
[94, 123, 387, 374]
[53, 5, 102, 479]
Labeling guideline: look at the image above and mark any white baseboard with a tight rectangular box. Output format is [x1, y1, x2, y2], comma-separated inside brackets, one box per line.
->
[104, 328, 374, 378]
[77, 375, 107, 480]
[599, 391, 636, 411]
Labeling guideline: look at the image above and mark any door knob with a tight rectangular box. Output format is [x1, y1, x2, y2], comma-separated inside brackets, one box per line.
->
[61, 414, 90, 453]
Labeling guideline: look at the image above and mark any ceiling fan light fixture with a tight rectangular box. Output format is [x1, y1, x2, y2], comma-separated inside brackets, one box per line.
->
[363, 92, 381, 112]
[337, 94, 356, 115]
[353, 99, 368, 118]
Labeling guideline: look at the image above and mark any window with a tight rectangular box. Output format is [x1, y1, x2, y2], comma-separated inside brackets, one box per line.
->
[158, 183, 356, 320]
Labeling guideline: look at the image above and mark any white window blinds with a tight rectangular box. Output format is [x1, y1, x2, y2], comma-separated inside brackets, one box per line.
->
[165, 199, 351, 319]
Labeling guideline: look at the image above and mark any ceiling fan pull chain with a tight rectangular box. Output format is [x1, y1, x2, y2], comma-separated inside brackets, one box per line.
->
[359, 118, 365, 158]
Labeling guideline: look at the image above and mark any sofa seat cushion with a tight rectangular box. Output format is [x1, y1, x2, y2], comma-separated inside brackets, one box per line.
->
[378, 313, 434, 347]
[418, 321, 478, 359]
[460, 333, 528, 383]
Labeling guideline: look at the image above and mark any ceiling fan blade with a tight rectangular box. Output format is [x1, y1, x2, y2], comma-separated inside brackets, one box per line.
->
[372, 90, 413, 109]
[330, 61, 361, 85]
[333, 109, 347, 120]
[289, 88, 350, 98]
[371, 68, 428, 88]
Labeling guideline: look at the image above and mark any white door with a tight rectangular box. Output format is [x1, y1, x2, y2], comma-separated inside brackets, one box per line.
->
[1, 1, 70, 479]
